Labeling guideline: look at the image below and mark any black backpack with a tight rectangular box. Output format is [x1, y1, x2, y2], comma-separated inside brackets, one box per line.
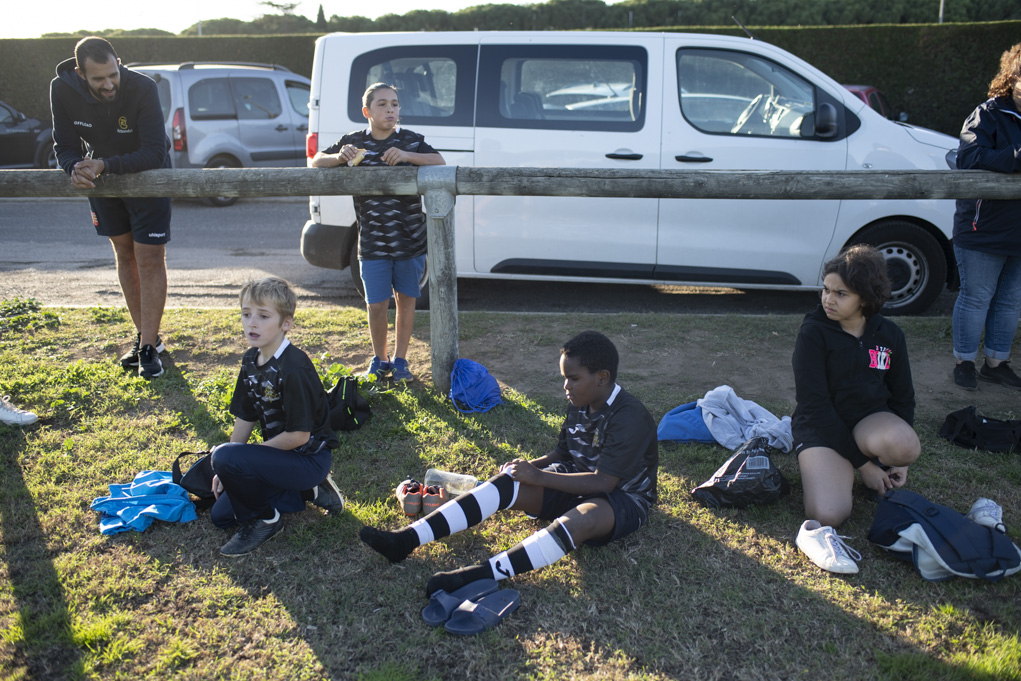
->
[328, 376, 371, 432]
[868, 489, 1021, 582]
[171, 451, 215, 509]
[938, 406, 1021, 454]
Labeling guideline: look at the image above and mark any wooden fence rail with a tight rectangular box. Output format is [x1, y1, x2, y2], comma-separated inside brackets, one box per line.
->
[3, 166, 1020, 391]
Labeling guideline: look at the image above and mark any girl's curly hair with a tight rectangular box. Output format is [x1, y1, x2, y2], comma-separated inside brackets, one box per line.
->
[988, 43, 1021, 100]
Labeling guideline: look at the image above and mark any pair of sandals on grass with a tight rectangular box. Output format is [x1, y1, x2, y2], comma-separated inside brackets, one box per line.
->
[421, 578, 520, 635]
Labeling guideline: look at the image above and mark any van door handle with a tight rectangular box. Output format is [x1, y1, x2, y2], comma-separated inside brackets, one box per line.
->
[605, 152, 643, 160]
[296, 124, 308, 132]
[275, 125, 289, 132]
[675, 154, 713, 163]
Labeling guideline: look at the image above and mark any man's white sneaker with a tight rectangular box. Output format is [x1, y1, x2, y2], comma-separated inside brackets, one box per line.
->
[967, 498, 1006, 534]
[796, 520, 861, 574]
[0, 395, 38, 426]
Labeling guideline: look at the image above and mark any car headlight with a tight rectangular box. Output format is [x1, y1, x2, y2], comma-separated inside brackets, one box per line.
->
[945, 149, 958, 169]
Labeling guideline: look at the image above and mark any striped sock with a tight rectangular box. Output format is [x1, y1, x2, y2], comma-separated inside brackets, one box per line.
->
[359, 473, 518, 564]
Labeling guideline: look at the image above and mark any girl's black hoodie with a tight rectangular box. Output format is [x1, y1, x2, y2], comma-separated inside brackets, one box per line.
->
[49, 57, 170, 176]
[791, 305, 915, 468]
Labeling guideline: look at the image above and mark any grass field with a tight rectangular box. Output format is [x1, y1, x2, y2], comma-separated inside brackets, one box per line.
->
[1, 299, 1019, 680]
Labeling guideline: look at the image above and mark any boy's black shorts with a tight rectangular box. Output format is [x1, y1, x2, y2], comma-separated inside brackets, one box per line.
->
[89, 196, 172, 245]
[534, 461, 650, 546]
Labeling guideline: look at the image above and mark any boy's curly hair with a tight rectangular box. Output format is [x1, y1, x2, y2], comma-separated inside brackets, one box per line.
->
[822, 244, 891, 318]
[239, 277, 296, 319]
[561, 331, 619, 382]
[988, 42, 1021, 100]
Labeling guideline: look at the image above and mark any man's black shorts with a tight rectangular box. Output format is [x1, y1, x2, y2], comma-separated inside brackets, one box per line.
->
[89, 196, 171, 245]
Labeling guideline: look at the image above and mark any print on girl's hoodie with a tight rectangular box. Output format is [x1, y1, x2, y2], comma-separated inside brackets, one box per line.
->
[869, 346, 892, 370]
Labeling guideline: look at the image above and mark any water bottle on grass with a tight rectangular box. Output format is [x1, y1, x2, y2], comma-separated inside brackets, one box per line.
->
[424, 468, 479, 496]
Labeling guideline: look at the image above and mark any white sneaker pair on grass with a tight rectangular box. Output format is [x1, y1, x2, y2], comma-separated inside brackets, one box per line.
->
[796, 520, 862, 574]
[967, 497, 1006, 535]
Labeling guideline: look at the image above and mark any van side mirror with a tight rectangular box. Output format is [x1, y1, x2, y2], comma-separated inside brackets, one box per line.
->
[898, 111, 909, 123]
[815, 103, 837, 138]
[15, 112, 26, 123]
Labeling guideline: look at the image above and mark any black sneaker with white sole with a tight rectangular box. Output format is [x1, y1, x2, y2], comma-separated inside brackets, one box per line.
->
[311, 473, 345, 514]
[120, 333, 166, 369]
[220, 514, 284, 557]
[138, 344, 164, 378]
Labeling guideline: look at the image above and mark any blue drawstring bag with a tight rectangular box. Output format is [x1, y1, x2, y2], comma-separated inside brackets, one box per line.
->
[450, 358, 502, 413]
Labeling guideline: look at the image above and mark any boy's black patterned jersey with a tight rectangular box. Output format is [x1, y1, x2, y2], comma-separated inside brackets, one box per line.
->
[229, 339, 338, 453]
[323, 127, 438, 260]
[555, 385, 659, 508]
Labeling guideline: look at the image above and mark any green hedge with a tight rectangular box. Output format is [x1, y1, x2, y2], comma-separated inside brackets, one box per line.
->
[3, 22, 1018, 137]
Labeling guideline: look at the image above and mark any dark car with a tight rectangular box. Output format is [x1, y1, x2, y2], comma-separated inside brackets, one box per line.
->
[843, 84, 908, 122]
[0, 100, 54, 169]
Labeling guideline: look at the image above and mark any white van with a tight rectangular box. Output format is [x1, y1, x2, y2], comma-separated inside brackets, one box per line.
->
[301, 31, 957, 313]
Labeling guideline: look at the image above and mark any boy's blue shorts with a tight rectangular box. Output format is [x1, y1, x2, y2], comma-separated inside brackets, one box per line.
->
[533, 461, 651, 546]
[360, 255, 426, 304]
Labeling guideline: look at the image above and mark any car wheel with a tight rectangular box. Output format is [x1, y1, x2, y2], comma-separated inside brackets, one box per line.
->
[35, 141, 56, 169]
[204, 156, 240, 207]
[846, 220, 947, 315]
[348, 239, 431, 309]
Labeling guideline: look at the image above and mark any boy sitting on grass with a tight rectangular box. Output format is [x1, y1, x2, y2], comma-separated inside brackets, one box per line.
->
[211, 277, 344, 557]
[360, 330, 659, 595]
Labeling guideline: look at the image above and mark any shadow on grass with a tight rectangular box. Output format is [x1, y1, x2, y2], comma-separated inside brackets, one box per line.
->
[0, 426, 81, 678]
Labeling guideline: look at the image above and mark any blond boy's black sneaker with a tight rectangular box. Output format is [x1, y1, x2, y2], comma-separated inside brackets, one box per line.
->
[220, 515, 283, 557]
[120, 334, 166, 368]
[978, 360, 1021, 390]
[311, 473, 345, 514]
[138, 344, 164, 378]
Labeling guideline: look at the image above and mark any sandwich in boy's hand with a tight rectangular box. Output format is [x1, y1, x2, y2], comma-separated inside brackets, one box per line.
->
[348, 148, 367, 166]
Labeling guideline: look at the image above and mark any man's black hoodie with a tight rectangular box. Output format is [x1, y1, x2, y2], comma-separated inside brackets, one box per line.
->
[49, 57, 170, 176]
[791, 305, 915, 468]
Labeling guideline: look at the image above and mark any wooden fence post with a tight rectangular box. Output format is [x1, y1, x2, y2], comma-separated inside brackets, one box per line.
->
[419, 165, 458, 395]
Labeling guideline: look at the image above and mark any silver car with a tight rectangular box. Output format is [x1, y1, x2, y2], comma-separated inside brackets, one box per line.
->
[128, 61, 311, 206]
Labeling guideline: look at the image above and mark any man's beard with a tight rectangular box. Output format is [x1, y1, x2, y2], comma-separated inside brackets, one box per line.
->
[89, 84, 118, 102]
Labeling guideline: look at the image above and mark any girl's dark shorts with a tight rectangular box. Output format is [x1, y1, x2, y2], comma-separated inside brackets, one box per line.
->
[533, 461, 650, 546]
[793, 407, 895, 458]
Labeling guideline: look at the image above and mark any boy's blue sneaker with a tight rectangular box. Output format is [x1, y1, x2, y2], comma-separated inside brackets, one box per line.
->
[391, 357, 414, 382]
[364, 356, 392, 379]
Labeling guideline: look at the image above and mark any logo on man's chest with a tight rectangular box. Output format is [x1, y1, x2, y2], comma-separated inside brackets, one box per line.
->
[115, 116, 134, 133]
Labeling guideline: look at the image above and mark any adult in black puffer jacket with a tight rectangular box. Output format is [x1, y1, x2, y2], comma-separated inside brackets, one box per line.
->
[951, 42, 1021, 393]
[49, 37, 172, 379]
[792, 246, 920, 575]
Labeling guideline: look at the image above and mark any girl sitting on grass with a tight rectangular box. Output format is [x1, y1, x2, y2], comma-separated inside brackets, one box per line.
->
[791, 245, 920, 574]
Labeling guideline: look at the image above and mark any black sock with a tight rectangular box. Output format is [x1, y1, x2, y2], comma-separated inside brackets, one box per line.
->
[425, 563, 495, 597]
[359, 526, 418, 563]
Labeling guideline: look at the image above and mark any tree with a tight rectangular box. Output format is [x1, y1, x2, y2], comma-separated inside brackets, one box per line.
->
[316, 4, 327, 29]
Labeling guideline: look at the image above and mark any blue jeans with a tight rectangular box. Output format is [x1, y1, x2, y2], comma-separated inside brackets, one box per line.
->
[209, 442, 331, 527]
[952, 244, 1021, 362]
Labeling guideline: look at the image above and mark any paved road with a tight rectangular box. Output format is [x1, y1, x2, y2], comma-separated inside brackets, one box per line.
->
[0, 196, 955, 314]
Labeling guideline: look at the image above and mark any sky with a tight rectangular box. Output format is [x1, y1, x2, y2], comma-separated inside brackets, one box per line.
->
[4, 0, 553, 40]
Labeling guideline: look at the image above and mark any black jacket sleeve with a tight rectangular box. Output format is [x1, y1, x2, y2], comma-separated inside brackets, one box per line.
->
[102, 77, 168, 175]
[793, 324, 870, 468]
[957, 101, 1021, 174]
[50, 80, 85, 175]
[884, 325, 915, 426]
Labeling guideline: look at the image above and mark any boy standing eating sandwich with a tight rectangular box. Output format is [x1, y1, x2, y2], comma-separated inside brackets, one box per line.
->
[311, 82, 444, 382]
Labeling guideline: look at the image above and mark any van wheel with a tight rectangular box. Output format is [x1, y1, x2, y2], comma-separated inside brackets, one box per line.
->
[35, 141, 56, 169]
[846, 220, 946, 315]
[348, 240, 431, 310]
[204, 156, 240, 207]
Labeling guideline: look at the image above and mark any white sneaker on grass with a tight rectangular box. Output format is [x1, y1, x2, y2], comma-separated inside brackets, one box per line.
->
[967, 498, 1006, 534]
[796, 520, 861, 574]
[0, 395, 38, 426]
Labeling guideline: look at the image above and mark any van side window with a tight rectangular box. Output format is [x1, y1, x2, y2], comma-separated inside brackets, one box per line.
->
[478, 45, 645, 132]
[349, 46, 477, 126]
[286, 81, 310, 118]
[189, 78, 236, 120]
[231, 78, 283, 120]
[677, 49, 814, 138]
